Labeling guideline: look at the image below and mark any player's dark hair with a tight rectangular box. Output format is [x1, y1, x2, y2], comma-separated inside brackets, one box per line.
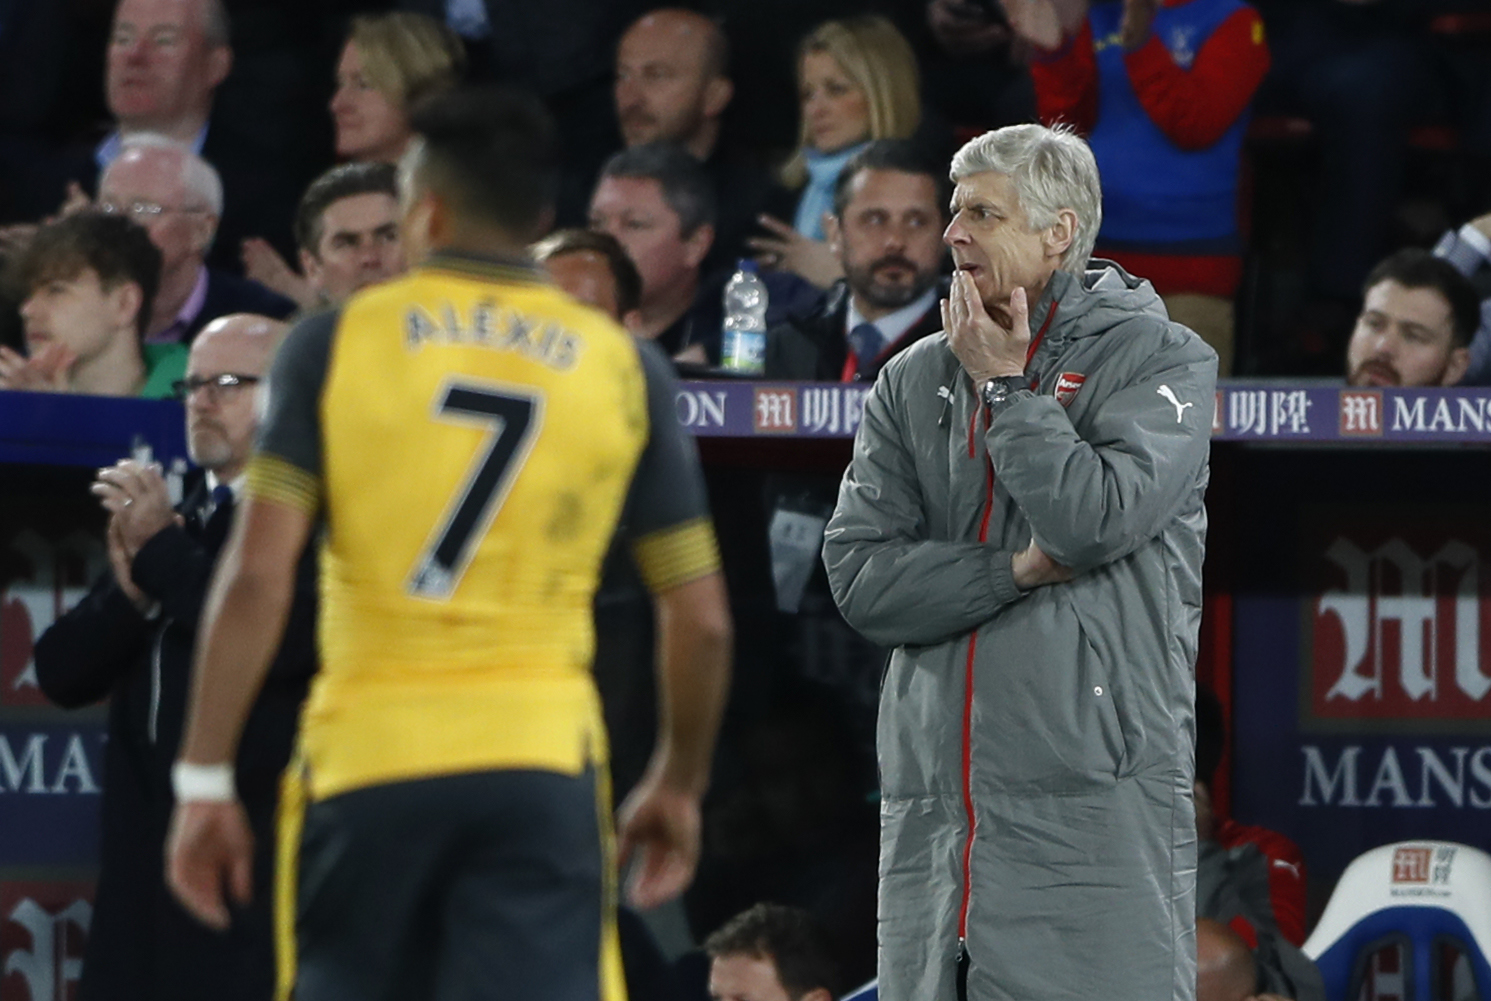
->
[9, 211, 161, 341]
[530, 228, 643, 318]
[1363, 248, 1481, 348]
[832, 139, 949, 220]
[295, 161, 399, 256]
[704, 903, 842, 1000]
[1195, 683, 1226, 792]
[408, 86, 558, 238]
[598, 142, 716, 238]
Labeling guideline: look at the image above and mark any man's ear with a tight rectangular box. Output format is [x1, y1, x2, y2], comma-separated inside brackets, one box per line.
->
[206, 44, 233, 90]
[801, 988, 833, 1001]
[300, 247, 324, 287]
[823, 213, 843, 258]
[703, 76, 734, 120]
[1043, 208, 1078, 262]
[195, 212, 221, 257]
[683, 222, 715, 269]
[108, 281, 144, 339]
[1443, 345, 1471, 386]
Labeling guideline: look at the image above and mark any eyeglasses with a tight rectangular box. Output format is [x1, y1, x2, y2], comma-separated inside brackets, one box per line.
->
[171, 373, 261, 401]
[99, 200, 208, 220]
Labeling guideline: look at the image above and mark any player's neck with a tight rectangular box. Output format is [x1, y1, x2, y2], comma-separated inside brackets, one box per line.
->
[434, 228, 532, 265]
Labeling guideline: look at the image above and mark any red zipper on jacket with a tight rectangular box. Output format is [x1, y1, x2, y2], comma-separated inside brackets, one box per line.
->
[957, 300, 1057, 942]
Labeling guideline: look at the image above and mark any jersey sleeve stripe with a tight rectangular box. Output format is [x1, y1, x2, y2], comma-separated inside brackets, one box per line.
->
[631, 517, 722, 593]
[245, 453, 322, 515]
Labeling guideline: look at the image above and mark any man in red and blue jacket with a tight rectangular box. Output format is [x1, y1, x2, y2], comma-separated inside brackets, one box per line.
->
[1009, 0, 1270, 375]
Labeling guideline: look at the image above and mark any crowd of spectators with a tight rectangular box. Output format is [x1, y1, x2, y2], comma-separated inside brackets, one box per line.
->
[2, 1, 1489, 999]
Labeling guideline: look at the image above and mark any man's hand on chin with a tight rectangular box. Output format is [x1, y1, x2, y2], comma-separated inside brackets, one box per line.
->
[943, 272, 1031, 385]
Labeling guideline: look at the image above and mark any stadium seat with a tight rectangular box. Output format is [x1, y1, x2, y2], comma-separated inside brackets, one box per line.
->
[1303, 841, 1491, 1001]
[840, 979, 877, 1001]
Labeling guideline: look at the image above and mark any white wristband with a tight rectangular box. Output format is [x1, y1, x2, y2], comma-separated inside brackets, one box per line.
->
[172, 761, 236, 803]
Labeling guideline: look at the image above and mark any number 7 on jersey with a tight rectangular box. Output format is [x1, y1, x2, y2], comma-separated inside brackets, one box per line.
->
[408, 381, 543, 600]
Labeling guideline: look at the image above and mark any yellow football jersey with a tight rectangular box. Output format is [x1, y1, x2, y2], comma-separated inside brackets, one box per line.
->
[247, 253, 719, 801]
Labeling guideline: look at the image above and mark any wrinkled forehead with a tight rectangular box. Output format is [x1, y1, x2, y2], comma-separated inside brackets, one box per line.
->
[950, 171, 1019, 213]
[322, 191, 400, 232]
[102, 150, 188, 203]
[1362, 279, 1455, 331]
[619, 13, 712, 69]
[592, 176, 674, 223]
[112, 0, 205, 36]
[844, 169, 943, 215]
[187, 325, 276, 376]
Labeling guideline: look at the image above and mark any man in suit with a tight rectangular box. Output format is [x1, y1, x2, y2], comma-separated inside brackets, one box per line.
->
[766, 140, 949, 382]
[33, 313, 316, 1001]
[98, 134, 294, 344]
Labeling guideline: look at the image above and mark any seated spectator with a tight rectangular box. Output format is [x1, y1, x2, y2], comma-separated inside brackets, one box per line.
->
[616, 9, 732, 164]
[752, 16, 923, 290]
[1, 211, 183, 397]
[1431, 212, 1491, 386]
[766, 140, 947, 382]
[705, 903, 842, 1001]
[1196, 685, 1325, 1001]
[589, 143, 721, 364]
[236, 12, 461, 297]
[34, 313, 316, 1001]
[532, 227, 643, 331]
[0, 0, 314, 275]
[1012, 0, 1270, 375]
[612, 8, 775, 269]
[244, 162, 405, 310]
[330, 13, 466, 166]
[0, 0, 225, 230]
[98, 134, 294, 343]
[1344, 248, 1478, 388]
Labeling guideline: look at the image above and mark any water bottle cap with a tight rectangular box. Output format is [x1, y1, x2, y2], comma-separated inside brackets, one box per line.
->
[735, 258, 759, 274]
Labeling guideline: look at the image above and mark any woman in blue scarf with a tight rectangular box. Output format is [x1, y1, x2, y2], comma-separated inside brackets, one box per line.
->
[750, 16, 923, 289]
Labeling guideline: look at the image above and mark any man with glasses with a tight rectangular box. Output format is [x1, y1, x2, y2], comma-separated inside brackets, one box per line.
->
[1, 210, 185, 396]
[32, 312, 318, 1001]
[98, 133, 294, 344]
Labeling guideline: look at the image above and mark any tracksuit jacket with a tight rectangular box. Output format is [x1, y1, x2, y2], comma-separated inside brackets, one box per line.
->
[824, 262, 1217, 1000]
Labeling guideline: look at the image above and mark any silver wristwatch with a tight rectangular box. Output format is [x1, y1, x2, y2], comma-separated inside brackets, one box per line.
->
[980, 376, 1027, 409]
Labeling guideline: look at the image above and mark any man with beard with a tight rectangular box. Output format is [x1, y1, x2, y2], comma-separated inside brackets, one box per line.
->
[766, 141, 948, 382]
[1344, 248, 1478, 388]
[33, 313, 318, 1000]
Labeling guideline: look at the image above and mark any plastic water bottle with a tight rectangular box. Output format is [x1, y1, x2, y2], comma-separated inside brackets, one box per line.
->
[720, 259, 768, 375]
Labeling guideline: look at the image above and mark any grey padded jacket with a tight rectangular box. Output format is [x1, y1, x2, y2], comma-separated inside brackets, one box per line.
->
[824, 263, 1217, 1001]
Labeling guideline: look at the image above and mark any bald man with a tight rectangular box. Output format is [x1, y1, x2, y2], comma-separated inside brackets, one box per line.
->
[613, 8, 773, 268]
[616, 8, 733, 160]
[99, 135, 295, 344]
[34, 314, 319, 1001]
[1198, 919, 1259, 1001]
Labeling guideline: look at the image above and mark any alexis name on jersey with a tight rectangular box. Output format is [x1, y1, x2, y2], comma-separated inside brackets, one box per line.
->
[403, 300, 583, 372]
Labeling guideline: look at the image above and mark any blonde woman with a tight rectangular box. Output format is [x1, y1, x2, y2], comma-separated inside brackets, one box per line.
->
[243, 13, 464, 304]
[751, 16, 922, 288]
[330, 13, 467, 164]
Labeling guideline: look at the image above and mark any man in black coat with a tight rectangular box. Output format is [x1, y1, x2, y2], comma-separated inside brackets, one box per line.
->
[33, 313, 315, 1001]
[765, 140, 950, 383]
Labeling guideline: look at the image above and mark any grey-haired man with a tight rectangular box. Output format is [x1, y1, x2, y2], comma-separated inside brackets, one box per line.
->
[824, 123, 1216, 1001]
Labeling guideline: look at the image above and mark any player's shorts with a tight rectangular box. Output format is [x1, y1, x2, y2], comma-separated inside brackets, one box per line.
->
[275, 766, 624, 1001]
